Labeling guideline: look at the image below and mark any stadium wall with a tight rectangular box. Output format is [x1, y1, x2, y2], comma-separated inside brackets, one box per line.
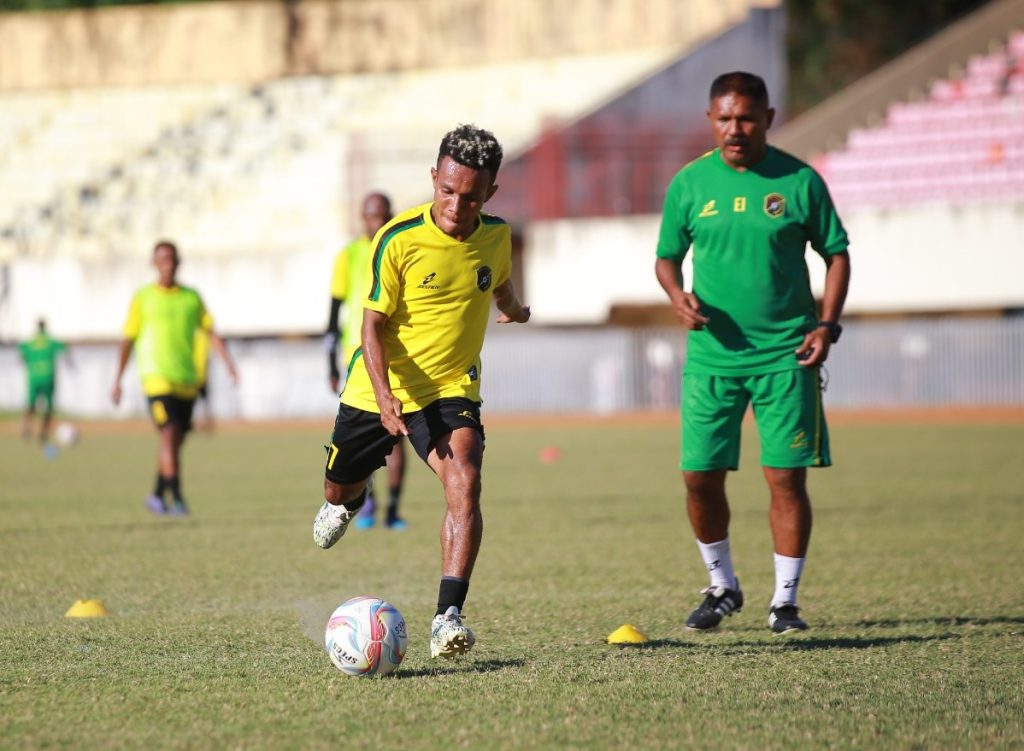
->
[523, 202, 1024, 325]
[0, 0, 778, 90]
[1, 318, 1022, 420]
[3, 200, 1021, 343]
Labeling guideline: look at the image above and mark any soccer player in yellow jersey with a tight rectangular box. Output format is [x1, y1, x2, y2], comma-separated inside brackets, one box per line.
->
[112, 241, 239, 516]
[325, 192, 408, 531]
[313, 125, 530, 660]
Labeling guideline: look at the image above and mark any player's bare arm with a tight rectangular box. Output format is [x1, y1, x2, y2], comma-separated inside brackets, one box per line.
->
[361, 308, 408, 437]
[795, 251, 851, 367]
[493, 279, 530, 323]
[110, 338, 135, 405]
[655, 257, 710, 330]
[209, 331, 240, 384]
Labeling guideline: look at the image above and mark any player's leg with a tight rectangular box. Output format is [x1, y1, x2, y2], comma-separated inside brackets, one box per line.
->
[164, 397, 195, 515]
[39, 386, 55, 445]
[752, 368, 830, 633]
[22, 384, 38, 440]
[681, 373, 747, 630]
[384, 438, 407, 529]
[406, 398, 483, 659]
[314, 405, 395, 548]
[354, 473, 378, 529]
[144, 396, 192, 515]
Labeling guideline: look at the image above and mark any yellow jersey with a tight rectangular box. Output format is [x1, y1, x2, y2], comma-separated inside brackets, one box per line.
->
[329, 235, 373, 367]
[122, 283, 213, 398]
[340, 202, 511, 413]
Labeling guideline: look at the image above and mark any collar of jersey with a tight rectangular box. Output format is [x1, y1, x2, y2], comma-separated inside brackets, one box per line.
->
[424, 202, 483, 244]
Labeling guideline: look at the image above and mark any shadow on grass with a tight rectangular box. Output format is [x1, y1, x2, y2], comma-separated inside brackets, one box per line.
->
[852, 615, 1024, 628]
[393, 657, 526, 679]
[717, 633, 961, 652]
[606, 633, 964, 652]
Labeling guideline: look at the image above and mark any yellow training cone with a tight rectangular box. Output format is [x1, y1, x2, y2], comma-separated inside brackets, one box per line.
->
[607, 624, 648, 644]
[65, 599, 109, 618]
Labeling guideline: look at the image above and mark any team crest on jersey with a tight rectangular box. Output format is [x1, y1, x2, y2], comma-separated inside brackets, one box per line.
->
[763, 193, 786, 218]
[476, 266, 492, 292]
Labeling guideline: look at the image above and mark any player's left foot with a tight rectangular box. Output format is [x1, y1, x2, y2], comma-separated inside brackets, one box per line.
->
[169, 500, 189, 516]
[385, 517, 408, 530]
[430, 606, 476, 659]
[145, 494, 167, 515]
[769, 604, 808, 634]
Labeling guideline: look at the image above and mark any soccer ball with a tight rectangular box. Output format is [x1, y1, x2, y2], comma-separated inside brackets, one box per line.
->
[54, 422, 79, 447]
[324, 596, 407, 677]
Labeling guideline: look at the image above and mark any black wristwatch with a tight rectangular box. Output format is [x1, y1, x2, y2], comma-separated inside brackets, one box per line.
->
[817, 321, 842, 343]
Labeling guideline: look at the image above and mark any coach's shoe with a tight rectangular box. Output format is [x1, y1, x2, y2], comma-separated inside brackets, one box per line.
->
[169, 500, 189, 517]
[430, 606, 476, 659]
[312, 501, 361, 549]
[769, 604, 808, 634]
[686, 579, 744, 630]
[145, 494, 167, 516]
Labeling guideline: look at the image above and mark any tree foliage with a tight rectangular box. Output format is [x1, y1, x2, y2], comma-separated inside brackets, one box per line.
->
[787, 0, 992, 115]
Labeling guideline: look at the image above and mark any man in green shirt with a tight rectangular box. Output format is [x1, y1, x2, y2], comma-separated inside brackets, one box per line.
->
[112, 241, 239, 516]
[655, 72, 851, 634]
[19, 319, 70, 445]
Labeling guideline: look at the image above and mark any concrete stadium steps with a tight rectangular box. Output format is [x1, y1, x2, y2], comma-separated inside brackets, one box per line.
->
[0, 47, 682, 261]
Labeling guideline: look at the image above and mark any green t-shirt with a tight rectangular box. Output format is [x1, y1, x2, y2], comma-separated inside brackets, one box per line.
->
[122, 283, 212, 396]
[19, 334, 66, 383]
[656, 147, 849, 375]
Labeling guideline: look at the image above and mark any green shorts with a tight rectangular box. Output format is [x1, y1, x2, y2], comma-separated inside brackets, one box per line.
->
[27, 379, 55, 412]
[681, 369, 831, 471]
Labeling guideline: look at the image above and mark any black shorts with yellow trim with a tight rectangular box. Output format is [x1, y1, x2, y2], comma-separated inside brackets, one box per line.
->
[324, 397, 484, 484]
[147, 395, 196, 433]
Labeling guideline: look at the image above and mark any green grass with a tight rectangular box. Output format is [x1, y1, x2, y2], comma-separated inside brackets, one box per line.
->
[1, 418, 1022, 750]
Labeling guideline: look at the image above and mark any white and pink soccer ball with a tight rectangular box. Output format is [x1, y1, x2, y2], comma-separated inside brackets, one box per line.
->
[324, 596, 407, 677]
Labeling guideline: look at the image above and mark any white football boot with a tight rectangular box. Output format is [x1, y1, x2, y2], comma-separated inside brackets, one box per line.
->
[312, 501, 360, 549]
[430, 606, 476, 659]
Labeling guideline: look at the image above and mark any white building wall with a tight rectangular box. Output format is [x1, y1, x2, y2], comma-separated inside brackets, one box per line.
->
[2, 202, 1021, 344]
[523, 203, 1024, 323]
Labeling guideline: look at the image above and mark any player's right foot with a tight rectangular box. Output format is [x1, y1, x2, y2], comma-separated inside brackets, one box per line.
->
[430, 606, 476, 659]
[685, 579, 744, 630]
[769, 604, 808, 634]
[169, 500, 189, 517]
[354, 515, 376, 530]
[145, 494, 167, 516]
[312, 501, 360, 549]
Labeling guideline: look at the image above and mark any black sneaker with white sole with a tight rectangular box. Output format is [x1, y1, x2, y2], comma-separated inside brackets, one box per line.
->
[685, 579, 744, 630]
[768, 604, 808, 634]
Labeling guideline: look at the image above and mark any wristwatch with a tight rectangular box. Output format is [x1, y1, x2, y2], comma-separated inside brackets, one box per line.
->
[817, 320, 842, 343]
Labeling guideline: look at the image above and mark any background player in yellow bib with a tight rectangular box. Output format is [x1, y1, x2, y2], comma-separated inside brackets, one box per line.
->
[656, 72, 851, 634]
[312, 124, 530, 660]
[112, 241, 239, 516]
[325, 191, 407, 531]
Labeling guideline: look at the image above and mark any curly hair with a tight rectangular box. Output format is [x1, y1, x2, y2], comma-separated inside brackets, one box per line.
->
[437, 124, 503, 178]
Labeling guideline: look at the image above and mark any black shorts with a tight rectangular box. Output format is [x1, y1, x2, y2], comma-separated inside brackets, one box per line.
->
[324, 397, 484, 484]
[147, 395, 196, 433]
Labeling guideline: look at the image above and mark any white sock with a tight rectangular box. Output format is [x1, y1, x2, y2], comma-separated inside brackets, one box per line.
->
[696, 538, 737, 590]
[772, 553, 806, 607]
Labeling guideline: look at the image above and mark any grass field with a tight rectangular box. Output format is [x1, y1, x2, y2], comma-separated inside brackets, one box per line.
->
[1, 415, 1022, 750]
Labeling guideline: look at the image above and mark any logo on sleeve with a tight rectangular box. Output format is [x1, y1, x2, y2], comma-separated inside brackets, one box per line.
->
[763, 193, 786, 218]
[476, 266, 492, 292]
